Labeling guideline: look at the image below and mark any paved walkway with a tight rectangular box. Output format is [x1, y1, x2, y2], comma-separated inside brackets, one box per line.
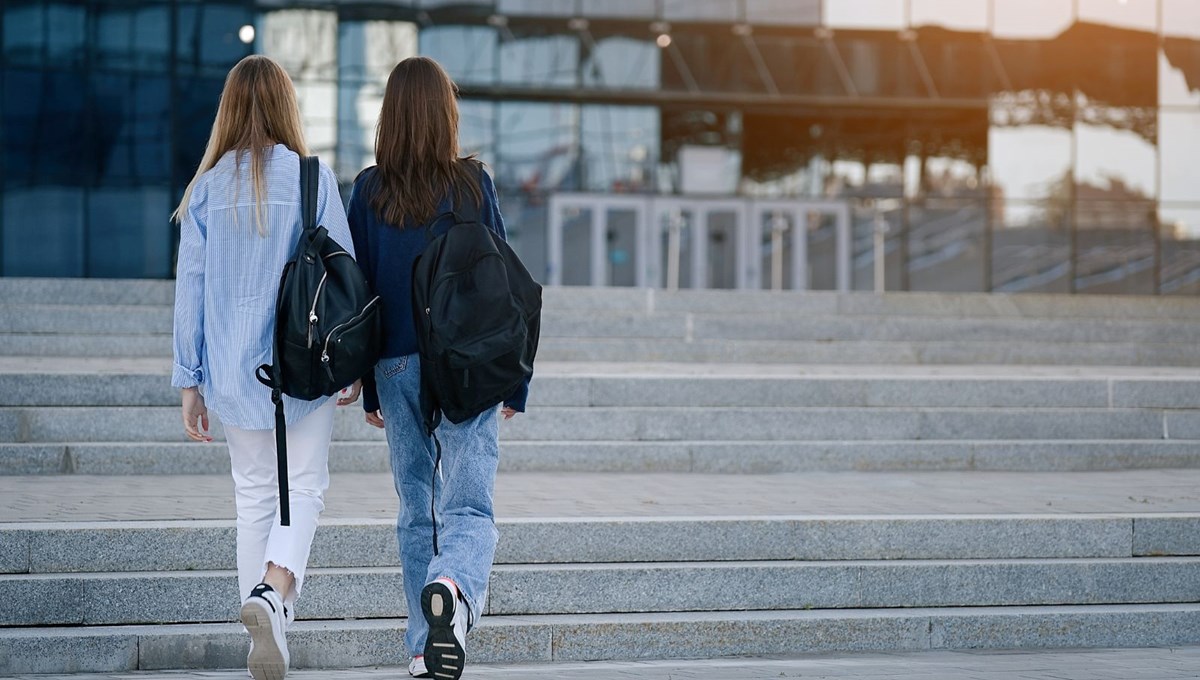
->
[4, 648, 1200, 680]
[4, 469, 1200, 523]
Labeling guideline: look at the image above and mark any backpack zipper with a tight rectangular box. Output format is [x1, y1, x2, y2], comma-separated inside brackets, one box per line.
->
[320, 296, 381, 366]
[307, 271, 329, 348]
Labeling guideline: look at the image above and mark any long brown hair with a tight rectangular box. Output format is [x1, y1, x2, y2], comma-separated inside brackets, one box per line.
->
[172, 55, 309, 235]
[370, 57, 482, 227]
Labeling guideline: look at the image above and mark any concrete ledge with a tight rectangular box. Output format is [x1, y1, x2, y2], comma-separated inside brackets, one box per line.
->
[3, 515, 1176, 575]
[5, 605, 1200, 673]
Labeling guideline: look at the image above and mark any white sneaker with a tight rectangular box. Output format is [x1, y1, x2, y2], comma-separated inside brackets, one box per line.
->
[421, 579, 468, 680]
[241, 583, 290, 680]
[408, 655, 432, 678]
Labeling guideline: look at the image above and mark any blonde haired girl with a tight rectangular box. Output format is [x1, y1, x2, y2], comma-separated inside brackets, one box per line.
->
[172, 54, 360, 680]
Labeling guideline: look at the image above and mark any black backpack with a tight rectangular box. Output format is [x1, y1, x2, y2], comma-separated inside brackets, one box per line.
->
[256, 155, 381, 525]
[412, 163, 542, 433]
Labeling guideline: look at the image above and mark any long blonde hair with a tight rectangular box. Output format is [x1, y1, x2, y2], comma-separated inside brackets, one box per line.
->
[370, 57, 482, 228]
[172, 55, 309, 235]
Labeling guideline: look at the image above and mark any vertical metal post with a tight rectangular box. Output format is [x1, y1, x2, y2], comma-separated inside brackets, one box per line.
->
[770, 212, 784, 291]
[634, 200, 650, 288]
[873, 209, 888, 294]
[546, 195, 563, 286]
[666, 210, 682, 292]
[693, 210, 707, 289]
[836, 204, 852, 292]
[590, 204, 606, 287]
[792, 210, 809, 291]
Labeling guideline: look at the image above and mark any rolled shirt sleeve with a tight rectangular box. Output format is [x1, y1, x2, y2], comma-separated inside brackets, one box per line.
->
[172, 177, 208, 390]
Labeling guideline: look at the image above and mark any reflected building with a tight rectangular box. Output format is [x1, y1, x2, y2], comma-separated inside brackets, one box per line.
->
[3, 0, 1200, 294]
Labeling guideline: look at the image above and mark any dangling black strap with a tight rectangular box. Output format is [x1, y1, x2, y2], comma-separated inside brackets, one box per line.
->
[431, 430, 442, 556]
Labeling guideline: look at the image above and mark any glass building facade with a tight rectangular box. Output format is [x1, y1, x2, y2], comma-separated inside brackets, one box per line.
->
[3, 0, 1200, 294]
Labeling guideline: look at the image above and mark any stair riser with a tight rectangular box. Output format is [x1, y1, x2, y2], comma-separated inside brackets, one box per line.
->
[3, 606, 1198, 674]
[10, 374, 1200, 410]
[4, 516, 1193, 575]
[6, 559, 1199, 626]
[1, 406, 1188, 443]
[7, 440, 1200, 477]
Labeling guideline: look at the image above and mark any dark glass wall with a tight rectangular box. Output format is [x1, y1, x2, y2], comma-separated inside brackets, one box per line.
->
[1, 0, 251, 277]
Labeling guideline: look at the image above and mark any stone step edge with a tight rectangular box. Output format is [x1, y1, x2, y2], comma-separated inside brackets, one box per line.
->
[2, 605, 1198, 674]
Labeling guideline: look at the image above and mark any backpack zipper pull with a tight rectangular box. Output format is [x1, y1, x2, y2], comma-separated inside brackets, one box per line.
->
[307, 312, 318, 348]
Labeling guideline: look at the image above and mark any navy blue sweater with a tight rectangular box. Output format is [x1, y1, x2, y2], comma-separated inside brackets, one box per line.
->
[347, 165, 530, 414]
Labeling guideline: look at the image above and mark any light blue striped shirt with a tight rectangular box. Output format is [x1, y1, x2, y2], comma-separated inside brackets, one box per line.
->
[172, 144, 354, 430]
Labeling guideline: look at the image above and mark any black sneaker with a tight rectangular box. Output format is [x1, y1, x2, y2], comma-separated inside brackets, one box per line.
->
[240, 583, 289, 680]
[421, 579, 468, 680]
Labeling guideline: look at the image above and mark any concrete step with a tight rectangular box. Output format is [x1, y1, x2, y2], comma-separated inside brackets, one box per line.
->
[5, 278, 1199, 321]
[5, 557, 1198, 627]
[8, 369, 1200, 409]
[0, 405, 1191, 443]
[8, 304, 1200, 345]
[5, 514, 1194, 575]
[7, 439, 1200, 476]
[3, 604, 1199, 673]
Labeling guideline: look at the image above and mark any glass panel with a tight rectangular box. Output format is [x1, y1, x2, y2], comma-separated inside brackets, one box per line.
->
[173, 76, 225, 187]
[1073, 200, 1157, 295]
[823, 0, 905, 30]
[580, 105, 658, 193]
[704, 209, 739, 289]
[582, 35, 659, 90]
[988, 97, 1073, 200]
[580, 0, 658, 20]
[1074, 107, 1157, 202]
[45, 2, 86, 66]
[907, 198, 987, 292]
[499, 33, 578, 87]
[993, 0, 1073, 39]
[746, 0, 820, 26]
[262, 10, 338, 162]
[459, 99, 497, 168]
[835, 34, 926, 98]
[496, 101, 580, 194]
[3, 187, 84, 276]
[910, 0, 988, 32]
[662, 0, 740, 22]
[88, 187, 172, 278]
[197, 3, 251, 76]
[1160, 111, 1200, 202]
[1164, 0, 1200, 38]
[92, 74, 171, 183]
[1160, 206, 1200, 295]
[849, 200, 903, 291]
[991, 201, 1071, 293]
[3, 69, 90, 185]
[1079, 0, 1158, 32]
[806, 211, 839, 290]
[420, 25, 498, 85]
[96, 3, 171, 72]
[2, 2, 44, 65]
[758, 210, 796, 290]
[660, 207, 695, 288]
[605, 208, 639, 287]
[560, 206, 592, 286]
[497, 0, 575, 16]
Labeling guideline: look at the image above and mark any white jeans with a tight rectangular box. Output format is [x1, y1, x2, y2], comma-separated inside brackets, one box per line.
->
[225, 397, 335, 613]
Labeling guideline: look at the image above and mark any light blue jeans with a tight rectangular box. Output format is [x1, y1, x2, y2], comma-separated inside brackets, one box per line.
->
[373, 353, 500, 657]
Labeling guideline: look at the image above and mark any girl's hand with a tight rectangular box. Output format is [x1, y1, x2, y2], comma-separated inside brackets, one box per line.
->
[366, 410, 385, 429]
[501, 407, 518, 420]
[181, 388, 212, 442]
[337, 380, 362, 406]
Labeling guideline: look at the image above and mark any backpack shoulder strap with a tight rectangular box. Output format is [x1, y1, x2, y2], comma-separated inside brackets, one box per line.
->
[300, 156, 319, 231]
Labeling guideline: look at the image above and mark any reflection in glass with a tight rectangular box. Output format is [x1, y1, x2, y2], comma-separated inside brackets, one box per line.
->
[1079, 0, 1158, 32]
[500, 33, 578, 87]
[1164, 0, 1200, 39]
[991, 201, 1071, 293]
[496, 102, 579, 195]
[263, 10, 338, 161]
[560, 206, 592, 286]
[1160, 48, 1200, 107]
[498, 0, 575, 17]
[745, 0, 820, 26]
[606, 208, 639, 287]
[96, 4, 171, 72]
[662, 0, 740, 22]
[1073, 200, 1157, 295]
[582, 35, 659, 90]
[704, 210, 739, 289]
[1074, 109, 1157, 202]
[2, 2, 88, 67]
[88, 187, 172, 278]
[420, 26, 498, 85]
[989, 99, 1073, 200]
[579, 0, 658, 19]
[993, 0, 1073, 39]
[822, 0, 905, 30]
[337, 20, 418, 176]
[849, 200, 903, 291]
[3, 187, 84, 276]
[459, 100, 497, 168]
[907, 198, 987, 292]
[910, 0, 988, 32]
[1160, 207, 1200, 295]
[1160, 111, 1200, 202]
[581, 105, 658, 193]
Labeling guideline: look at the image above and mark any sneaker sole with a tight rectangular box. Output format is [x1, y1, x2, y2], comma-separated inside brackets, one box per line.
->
[241, 598, 288, 680]
[421, 582, 465, 680]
